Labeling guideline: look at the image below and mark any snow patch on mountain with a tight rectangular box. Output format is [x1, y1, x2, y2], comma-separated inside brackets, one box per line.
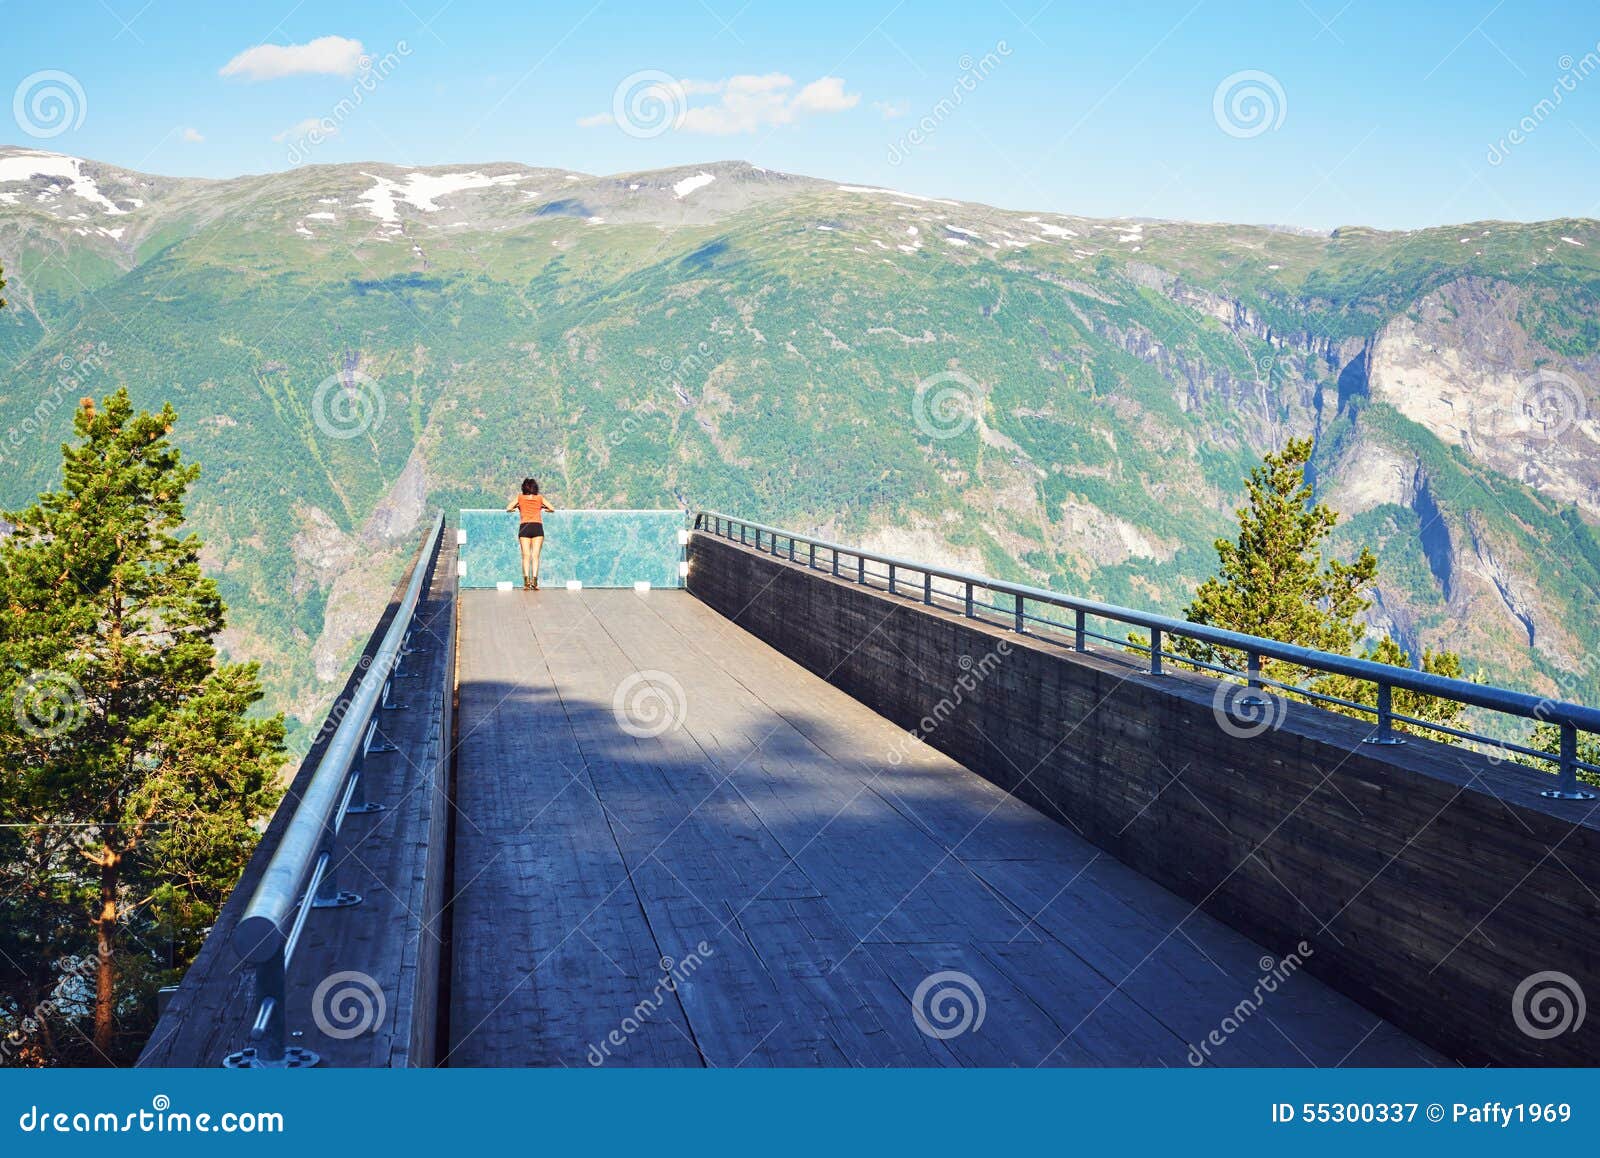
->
[357, 170, 526, 221]
[837, 184, 960, 207]
[0, 151, 127, 215]
[673, 172, 716, 198]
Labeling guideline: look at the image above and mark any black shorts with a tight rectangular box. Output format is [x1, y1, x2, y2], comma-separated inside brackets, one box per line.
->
[518, 522, 545, 539]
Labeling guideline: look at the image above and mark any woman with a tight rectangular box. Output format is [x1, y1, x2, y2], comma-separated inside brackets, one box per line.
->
[505, 477, 556, 590]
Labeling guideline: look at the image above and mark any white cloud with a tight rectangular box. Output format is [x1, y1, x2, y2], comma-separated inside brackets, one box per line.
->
[273, 117, 337, 143]
[792, 76, 858, 113]
[585, 72, 859, 135]
[220, 35, 367, 81]
[873, 99, 910, 120]
[181, 127, 204, 142]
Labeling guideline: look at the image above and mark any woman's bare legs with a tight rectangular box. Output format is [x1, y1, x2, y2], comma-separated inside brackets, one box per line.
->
[518, 536, 535, 587]
[528, 536, 546, 588]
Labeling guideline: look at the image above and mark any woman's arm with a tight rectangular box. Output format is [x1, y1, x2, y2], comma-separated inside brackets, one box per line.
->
[542, 496, 556, 512]
[504, 495, 518, 512]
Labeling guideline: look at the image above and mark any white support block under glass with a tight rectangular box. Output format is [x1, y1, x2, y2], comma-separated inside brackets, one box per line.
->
[565, 579, 583, 591]
[633, 580, 651, 593]
[677, 528, 690, 545]
[678, 561, 690, 577]
[457, 561, 467, 577]
[456, 528, 468, 545]
[495, 580, 514, 591]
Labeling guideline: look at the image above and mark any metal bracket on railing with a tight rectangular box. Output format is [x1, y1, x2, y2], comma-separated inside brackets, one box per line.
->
[1144, 627, 1164, 676]
[1542, 723, 1598, 800]
[364, 719, 399, 756]
[1363, 683, 1406, 746]
[1236, 651, 1269, 708]
[222, 961, 319, 1069]
[316, 775, 364, 906]
[380, 674, 409, 712]
[343, 723, 387, 816]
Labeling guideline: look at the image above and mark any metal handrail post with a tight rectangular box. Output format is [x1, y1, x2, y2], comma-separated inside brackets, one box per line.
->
[1365, 682, 1404, 746]
[1543, 722, 1598, 800]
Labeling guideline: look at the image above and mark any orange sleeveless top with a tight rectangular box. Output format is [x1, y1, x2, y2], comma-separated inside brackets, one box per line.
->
[515, 494, 551, 523]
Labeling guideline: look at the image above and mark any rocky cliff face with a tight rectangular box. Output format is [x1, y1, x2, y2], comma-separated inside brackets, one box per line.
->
[1367, 277, 1600, 517]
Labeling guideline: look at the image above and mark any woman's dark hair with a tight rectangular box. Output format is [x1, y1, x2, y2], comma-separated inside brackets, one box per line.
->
[521, 477, 539, 496]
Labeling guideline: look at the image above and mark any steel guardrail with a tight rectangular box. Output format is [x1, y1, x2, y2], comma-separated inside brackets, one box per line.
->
[693, 511, 1600, 800]
[222, 512, 445, 1068]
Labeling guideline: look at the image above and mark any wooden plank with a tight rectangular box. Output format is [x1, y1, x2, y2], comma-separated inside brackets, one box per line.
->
[445, 587, 1442, 1067]
[446, 588, 700, 1067]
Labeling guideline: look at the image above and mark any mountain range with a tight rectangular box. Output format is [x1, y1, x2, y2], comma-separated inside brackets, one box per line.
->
[1, 145, 1597, 747]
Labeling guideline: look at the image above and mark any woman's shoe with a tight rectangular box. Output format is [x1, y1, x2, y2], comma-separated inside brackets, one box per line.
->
[522, 578, 532, 590]
[531, 577, 540, 590]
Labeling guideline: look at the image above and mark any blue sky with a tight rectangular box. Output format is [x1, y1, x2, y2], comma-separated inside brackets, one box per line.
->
[6, 0, 1600, 228]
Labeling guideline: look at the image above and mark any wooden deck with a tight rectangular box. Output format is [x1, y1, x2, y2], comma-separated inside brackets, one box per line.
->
[447, 588, 1442, 1068]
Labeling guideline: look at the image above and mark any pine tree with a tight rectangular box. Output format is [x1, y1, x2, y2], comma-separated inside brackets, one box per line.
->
[0, 390, 284, 1064]
[1180, 437, 1467, 735]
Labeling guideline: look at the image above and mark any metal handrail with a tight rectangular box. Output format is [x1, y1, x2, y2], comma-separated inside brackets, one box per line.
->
[693, 511, 1600, 800]
[222, 512, 445, 1068]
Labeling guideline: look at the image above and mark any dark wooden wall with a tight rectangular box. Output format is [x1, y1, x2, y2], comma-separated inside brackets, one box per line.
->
[688, 531, 1600, 1066]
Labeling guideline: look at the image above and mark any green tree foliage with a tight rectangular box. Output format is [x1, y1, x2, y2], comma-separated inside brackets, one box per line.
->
[0, 390, 284, 1066]
[1179, 437, 1466, 734]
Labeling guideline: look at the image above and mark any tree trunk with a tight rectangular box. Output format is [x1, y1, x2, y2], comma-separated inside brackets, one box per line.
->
[93, 850, 119, 1060]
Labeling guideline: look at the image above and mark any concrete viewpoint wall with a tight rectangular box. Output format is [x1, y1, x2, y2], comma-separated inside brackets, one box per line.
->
[688, 532, 1600, 1065]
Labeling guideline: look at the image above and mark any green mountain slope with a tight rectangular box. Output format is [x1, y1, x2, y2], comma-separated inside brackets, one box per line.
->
[2, 147, 1597, 745]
